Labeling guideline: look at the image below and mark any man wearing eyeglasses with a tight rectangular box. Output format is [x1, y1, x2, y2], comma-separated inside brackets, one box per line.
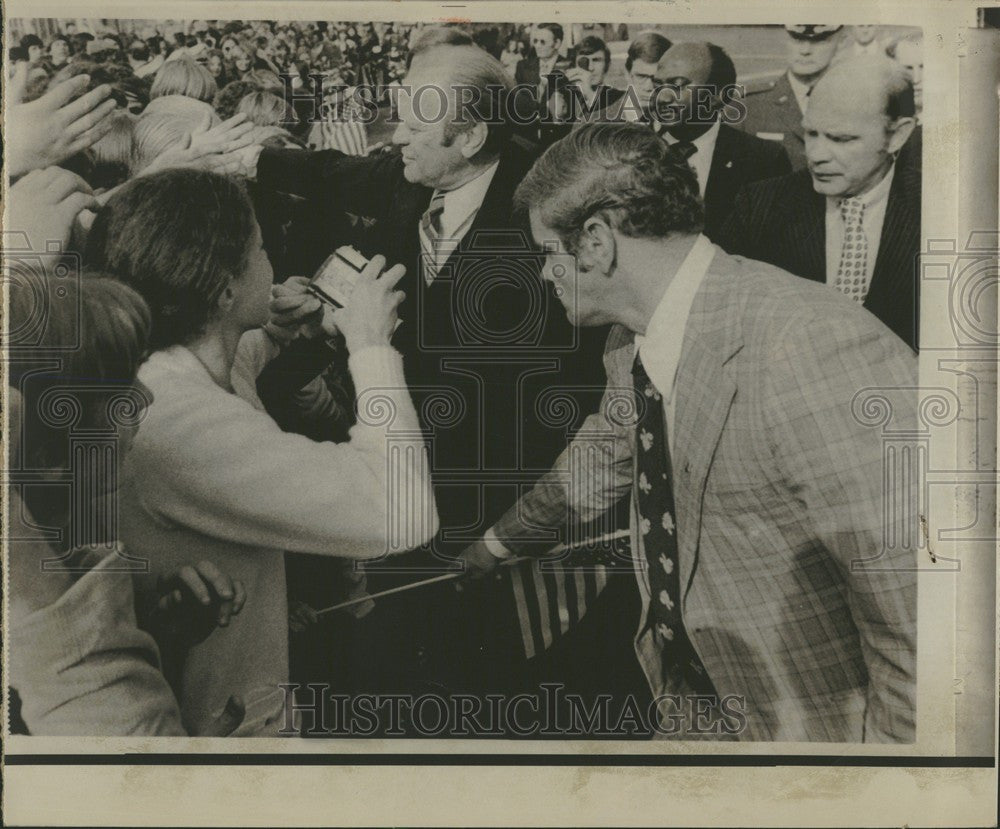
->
[589, 31, 672, 126]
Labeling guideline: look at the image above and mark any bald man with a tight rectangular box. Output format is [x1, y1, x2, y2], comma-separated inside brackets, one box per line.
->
[717, 55, 920, 350]
[652, 41, 791, 239]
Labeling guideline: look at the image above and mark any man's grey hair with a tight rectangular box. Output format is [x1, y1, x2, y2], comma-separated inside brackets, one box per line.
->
[514, 122, 704, 253]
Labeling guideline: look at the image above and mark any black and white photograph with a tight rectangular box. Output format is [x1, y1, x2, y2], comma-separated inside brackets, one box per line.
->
[1, 1, 997, 826]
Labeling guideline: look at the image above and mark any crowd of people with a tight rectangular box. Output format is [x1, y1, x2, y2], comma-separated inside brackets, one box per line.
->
[6, 20, 921, 740]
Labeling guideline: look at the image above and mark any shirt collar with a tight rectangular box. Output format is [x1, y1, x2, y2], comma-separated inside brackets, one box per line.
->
[827, 162, 896, 212]
[662, 117, 721, 154]
[634, 234, 716, 403]
[786, 70, 811, 113]
[434, 160, 500, 237]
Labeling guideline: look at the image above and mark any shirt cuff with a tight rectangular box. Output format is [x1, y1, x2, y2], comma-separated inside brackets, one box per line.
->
[483, 528, 514, 559]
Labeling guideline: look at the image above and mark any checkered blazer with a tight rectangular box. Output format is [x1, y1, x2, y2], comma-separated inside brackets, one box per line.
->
[493, 245, 918, 742]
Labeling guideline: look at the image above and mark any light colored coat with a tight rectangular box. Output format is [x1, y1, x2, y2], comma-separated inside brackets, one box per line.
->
[493, 247, 917, 742]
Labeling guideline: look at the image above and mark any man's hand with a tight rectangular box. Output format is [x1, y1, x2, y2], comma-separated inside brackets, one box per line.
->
[5, 66, 117, 178]
[6, 167, 99, 252]
[151, 560, 247, 649]
[564, 65, 596, 95]
[266, 276, 335, 343]
[456, 538, 504, 584]
[288, 600, 319, 633]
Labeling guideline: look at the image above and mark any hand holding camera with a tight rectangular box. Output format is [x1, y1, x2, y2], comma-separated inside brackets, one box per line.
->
[329, 253, 407, 351]
[267, 247, 406, 351]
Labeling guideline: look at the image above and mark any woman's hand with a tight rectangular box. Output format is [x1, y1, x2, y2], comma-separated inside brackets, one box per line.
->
[266, 276, 337, 343]
[5, 167, 99, 253]
[331, 255, 407, 352]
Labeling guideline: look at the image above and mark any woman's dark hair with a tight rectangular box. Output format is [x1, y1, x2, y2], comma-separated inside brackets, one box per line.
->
[85, 168, 257, 350]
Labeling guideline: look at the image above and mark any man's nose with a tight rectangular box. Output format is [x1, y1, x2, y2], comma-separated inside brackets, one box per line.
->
[806, 136, 833, 164]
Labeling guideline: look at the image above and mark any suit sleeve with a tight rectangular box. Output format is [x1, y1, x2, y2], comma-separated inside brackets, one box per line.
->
[490, 327, 635, 555]
[766, 141, 793, 178]
[761, 311, 918, 743]
[255, 146, 399, 222]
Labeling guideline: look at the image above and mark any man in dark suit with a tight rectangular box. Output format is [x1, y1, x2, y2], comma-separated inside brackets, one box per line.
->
[557, 35, 625, 119]
[738, 25, 843, 170]
[718, 56, 919, 350]
[243, 44, 614, 703]
[652, 41, 792, 239]
[513, 23, 567, 146]
[592, 31, 673, 125]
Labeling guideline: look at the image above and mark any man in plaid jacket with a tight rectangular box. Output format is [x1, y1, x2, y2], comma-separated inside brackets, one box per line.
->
[460, 122, 917, 742]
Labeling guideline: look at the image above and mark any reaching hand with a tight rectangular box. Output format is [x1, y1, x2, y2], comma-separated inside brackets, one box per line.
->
[151, 560, 247, 649]
[5, 67, 117, 179]
[5, 167, 99, 253]
[455, 538, 504, 587]
[330, 255, 407, 352]
[139, 112, 259, 177]
[266, 276, 335, 343]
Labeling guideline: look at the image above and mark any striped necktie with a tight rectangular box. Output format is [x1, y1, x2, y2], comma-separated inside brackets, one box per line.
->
[420, 191, 446, 284]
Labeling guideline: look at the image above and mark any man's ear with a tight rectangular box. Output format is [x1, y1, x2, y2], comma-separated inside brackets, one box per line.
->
[887, 116, 916, 155]
[459, 121, 488, 159]
[578, 214, 617, 275]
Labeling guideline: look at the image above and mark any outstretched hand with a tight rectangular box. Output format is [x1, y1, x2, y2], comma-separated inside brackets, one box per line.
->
[5, 67, 118, 178]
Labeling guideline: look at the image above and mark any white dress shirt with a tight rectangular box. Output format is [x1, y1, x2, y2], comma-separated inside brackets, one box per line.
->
[485, 234, 716, 556]
[419, 161, 500, 280]
[662, 119, 722, 197]
[633, 233, 717, 455]
[824, 163, 895, 293]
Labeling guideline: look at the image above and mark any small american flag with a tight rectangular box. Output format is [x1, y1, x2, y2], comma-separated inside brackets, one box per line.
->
[307, 93, 369, 156]
[505, 530, 632, 660]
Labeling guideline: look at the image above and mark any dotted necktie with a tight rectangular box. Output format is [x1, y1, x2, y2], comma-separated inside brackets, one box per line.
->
[632, 353, 714, 694]
[832, 197, 870, 302]
[420, 191, 446, 284]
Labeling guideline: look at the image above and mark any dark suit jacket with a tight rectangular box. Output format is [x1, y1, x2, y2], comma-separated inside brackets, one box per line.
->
[255, 144, 610, 545]
[738, 72, 808, 171]
[715, 164, 921, 350]
[701, 123, 792, 240]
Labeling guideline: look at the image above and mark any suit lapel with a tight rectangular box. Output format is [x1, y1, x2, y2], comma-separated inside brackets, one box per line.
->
[782, 174, 826, 282]
[704, 124, 740, 223]
[672, 256, 743, 606]
[867, 164, 920, 306]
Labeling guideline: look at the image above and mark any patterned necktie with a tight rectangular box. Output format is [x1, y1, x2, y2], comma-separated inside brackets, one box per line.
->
[832, 197, 870, 302]
[420, 191, 446, 284]
[632, 353, 715, 695]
